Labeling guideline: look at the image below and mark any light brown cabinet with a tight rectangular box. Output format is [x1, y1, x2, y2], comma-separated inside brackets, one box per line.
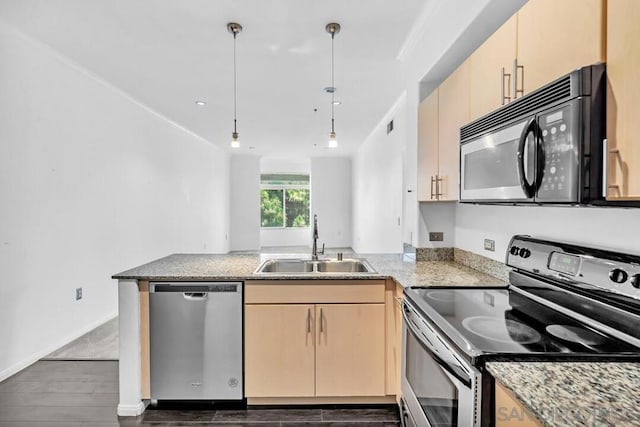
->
[244, 280, 388, 401]
[467, 0, 604, 121]
[315, 304, 385, 397]
[606, 0, 640, 200]
[516, 0, 605, 96]
[495, 381, 542, 427]
[245, 304, 316, 397]
[469, 15, 517, 120]
[418, 61, 469, 202]
[417, 89, 439, 201]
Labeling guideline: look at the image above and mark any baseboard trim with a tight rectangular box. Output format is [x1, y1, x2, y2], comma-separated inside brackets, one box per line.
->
[248, 396, 397, 405]
[117, 401, 146, 417]
[0, 311, 118, 382]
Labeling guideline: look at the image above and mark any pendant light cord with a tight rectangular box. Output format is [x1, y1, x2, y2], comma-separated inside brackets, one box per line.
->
[331, 31, 335, 134]
[233, 31, 237, 134]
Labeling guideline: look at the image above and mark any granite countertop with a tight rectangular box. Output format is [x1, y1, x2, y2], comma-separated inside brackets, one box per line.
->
[487, 361, 640, 427]
[112, 252, 505, 288]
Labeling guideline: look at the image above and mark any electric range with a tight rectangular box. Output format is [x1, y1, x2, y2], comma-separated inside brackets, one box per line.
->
[400, 235, 640, 427]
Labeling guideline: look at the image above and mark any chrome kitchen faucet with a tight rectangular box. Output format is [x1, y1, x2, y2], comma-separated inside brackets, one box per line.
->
[311, 214, 324, 261]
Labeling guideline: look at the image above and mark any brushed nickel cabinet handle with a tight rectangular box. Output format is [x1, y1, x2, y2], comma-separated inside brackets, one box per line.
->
[501, 67, 512, 105]
[307, 308, 311, 334]
[513, 59, 524, 99]
[430, 176, 435, 200]
[435, 175, 443, 200]
[319, 308, 324, 333]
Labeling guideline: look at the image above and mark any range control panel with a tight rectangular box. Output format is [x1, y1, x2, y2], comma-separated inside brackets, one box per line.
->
[507, 235, 640, 296]
[536, 103, 580, 202]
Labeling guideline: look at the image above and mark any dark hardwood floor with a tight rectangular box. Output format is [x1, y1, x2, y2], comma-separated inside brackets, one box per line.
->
[0, 361, 400, 426]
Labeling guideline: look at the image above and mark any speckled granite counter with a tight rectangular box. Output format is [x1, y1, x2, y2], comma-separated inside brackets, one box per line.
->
[487, 361, 640, 427]
[112, 252, 505, 288]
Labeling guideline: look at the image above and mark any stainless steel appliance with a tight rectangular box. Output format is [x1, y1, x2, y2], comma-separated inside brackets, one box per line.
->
[401, 236, 640, 427]
[149, 282, 243, 401]
[459, 63, 605, 204]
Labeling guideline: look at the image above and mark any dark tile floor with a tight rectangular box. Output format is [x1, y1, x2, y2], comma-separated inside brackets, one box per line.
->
[0, 361, 400, 426]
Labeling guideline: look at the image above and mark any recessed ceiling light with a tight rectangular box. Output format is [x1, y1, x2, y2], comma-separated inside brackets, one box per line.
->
[332, 100, 342, 105]
[195, 100, 207, 106]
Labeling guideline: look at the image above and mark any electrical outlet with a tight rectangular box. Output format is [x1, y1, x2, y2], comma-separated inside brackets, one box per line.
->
[76, 287, 83, 301]
[429, 232, 444, 242]
[484, 239, 495, 252]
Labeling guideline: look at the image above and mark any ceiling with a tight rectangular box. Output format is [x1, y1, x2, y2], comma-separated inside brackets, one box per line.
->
[0, 0, 428, 157]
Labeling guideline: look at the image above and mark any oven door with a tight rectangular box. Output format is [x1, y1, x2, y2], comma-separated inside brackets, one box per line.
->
[401, 301, 481, 427]
[460, 117, 537, 202]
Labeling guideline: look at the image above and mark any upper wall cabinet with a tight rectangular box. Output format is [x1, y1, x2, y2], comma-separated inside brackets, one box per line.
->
[418, 62, 469, 202]
[417, 89, 439, 201]
[469, 15, 517, 120]
[468, 0, 605, 122]
[606, 0, 640, 200]
[516, 0, 605, 96]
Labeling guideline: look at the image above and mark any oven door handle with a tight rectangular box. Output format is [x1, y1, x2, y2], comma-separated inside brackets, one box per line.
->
[517, 117, 537, 198]
[402, 304, 472, 388]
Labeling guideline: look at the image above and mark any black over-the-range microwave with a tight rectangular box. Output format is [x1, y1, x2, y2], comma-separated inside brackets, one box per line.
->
[459, 63, 609, 205]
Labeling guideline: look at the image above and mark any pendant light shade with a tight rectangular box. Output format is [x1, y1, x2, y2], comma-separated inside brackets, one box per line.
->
[326, 22, 340, 148]
[228, 22, 242, 148]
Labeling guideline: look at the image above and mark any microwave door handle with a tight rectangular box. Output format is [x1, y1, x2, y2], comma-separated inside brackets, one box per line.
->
[517, 118, 537, 198]
[535, 124, 546, 193]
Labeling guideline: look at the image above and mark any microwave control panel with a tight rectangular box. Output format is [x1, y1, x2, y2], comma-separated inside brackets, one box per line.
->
[536, 104, 579, 202]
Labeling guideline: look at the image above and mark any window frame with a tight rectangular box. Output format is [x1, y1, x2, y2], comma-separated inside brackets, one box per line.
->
[260, 175, 310, 229]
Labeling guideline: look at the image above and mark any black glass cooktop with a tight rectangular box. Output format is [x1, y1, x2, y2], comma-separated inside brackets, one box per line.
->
[404, 286, 640, 363]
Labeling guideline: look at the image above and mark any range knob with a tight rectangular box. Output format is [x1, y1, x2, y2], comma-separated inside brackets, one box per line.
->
[631, 274, 640, 289]
[510, 246, 520, 255]
[519, 248, 531, 258]
[609, 269, 628, 284]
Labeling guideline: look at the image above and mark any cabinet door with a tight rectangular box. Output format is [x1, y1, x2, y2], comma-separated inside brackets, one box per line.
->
[469, 15, 517, 120]
[495, 382, 542, 426]
[245, 304, 315, 397]
[315, 304, 385, 397]
[516, 0, 605, 95]
[606, 0, 640, 200]
[438, 61, 469, 201]
[417, 90, 439, 201]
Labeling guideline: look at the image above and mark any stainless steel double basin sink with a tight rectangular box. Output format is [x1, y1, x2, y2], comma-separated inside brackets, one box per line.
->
[254, 258, 376, 274]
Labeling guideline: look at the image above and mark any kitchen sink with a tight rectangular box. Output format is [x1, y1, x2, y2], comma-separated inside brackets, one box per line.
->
[254, 258, 376, 274]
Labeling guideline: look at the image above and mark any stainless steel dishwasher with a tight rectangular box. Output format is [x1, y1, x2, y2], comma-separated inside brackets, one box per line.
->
[149, 282, 243, 401]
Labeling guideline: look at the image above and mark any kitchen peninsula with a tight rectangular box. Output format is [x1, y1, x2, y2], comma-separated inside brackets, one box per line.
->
[112, 251, 504, 416]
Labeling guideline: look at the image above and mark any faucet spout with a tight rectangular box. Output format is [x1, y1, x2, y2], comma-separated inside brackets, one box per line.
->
[312, 215, 322, 260]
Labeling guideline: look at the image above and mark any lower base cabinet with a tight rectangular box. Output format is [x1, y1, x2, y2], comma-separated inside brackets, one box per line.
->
[244, 280, 387, 399]
[495, 381, 542, 427]
[245, 304, 316, 397]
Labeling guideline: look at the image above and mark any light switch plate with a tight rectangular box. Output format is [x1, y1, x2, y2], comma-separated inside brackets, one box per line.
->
[429, 232, 444, 242]
[484, 239, 495, 252]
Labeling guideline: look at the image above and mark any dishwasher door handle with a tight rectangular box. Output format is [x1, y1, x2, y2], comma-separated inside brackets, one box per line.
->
[183, 292, 208, 300]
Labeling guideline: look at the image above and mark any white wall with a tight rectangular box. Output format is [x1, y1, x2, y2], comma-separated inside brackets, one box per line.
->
[418, 202, 457, 248]
[352, 94, 407, 253]
[230, 155, 260, 251]
[456, 204, 640, 261]
[311, 157, 352, 248]
[0, 21, 230, 380]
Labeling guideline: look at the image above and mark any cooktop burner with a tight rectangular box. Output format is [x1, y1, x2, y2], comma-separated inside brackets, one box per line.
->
[462, 316, 541, 345]
[404, 287, 640, 360]
[546, 325, 607, 346]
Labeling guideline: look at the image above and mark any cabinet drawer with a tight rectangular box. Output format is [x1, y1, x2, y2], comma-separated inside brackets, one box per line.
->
[245, 280, 385, 304]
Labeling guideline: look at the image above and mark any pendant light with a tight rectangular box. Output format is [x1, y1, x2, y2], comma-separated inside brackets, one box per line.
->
[228, 22, 242, 148]
[326, 22, 340, 148]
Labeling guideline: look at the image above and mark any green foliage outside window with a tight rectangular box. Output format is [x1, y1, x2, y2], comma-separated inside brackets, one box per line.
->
[260, 189, 284, 227]
[260, 175, 310, 228]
